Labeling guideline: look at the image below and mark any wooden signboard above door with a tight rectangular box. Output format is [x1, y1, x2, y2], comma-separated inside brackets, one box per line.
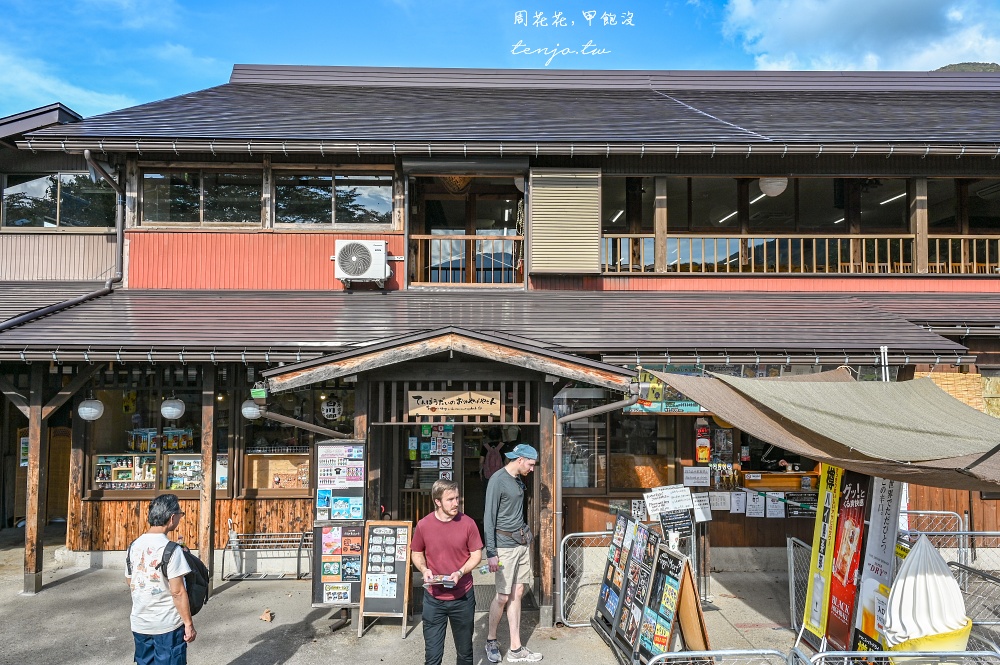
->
[406, 390, 501, 417]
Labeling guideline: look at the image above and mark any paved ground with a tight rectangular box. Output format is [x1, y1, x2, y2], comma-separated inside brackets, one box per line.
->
[0, 527, 798, 664]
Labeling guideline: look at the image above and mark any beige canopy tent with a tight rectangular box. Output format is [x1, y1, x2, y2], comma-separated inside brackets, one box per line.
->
[646, 368, 1000, 492]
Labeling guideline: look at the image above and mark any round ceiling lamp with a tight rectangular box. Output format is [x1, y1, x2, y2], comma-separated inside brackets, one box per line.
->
[160, 397, 186, 421]
[78, 398, 105, 421]
[759, 177, 789, 197]
[241, 399, 262, 420]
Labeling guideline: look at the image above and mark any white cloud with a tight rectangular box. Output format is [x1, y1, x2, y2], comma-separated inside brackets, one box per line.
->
[0, 49, 134, 117]
[147, 43, 218, 72]
[723, 0, 1000, 70]
[77, 0, 179, 29]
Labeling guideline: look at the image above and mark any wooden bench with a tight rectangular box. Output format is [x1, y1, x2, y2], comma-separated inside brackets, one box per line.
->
[221, 518, 312, 581]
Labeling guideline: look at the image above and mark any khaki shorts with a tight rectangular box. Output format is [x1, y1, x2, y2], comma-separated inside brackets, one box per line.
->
[495, 545, 532, 595]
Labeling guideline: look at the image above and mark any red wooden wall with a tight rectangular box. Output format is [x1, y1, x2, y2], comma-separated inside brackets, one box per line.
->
[127, 231, 405, 290]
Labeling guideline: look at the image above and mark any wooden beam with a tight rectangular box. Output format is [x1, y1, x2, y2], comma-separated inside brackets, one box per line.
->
[654, 176, 668, 273]
[268, 333, 634, 393]
[537, 380, 555, 626]
[198, 367, 216, 583]
[911, 177, 929, 274]
[0, 375, 29, 418]
[42, 364, 102, 421]
[24, 365, 47, 594]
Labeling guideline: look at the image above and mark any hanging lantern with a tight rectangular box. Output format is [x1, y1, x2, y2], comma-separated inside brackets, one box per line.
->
[160, 397, 186, 421]
[241, 399, 262, 420]
[320, 399, 343, 420]
[759, 177, 789, 197]
[78, 398, 105, 421]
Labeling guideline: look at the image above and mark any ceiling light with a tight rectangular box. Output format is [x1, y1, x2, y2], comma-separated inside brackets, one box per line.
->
[716, 210, 738, 225]
[880, 193, 906, 205]
[759, 177, 788, 197]
[833, 218, 845, 224]
[750, 193, 767, 205]
[611, 209, 624, 223]
[160, 397, 185, 421]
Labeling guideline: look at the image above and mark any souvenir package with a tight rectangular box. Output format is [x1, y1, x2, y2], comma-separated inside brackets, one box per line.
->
[128, 428, 159, 452]
[162, 428, 194, 451]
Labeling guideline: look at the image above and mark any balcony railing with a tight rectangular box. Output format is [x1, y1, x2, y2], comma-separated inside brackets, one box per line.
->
[411, 233, 524, 286]
[929, 236, 1000, 274]
[604, 234, 918, 274]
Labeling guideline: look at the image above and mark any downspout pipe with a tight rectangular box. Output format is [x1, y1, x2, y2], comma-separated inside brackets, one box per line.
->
[0, 150, 124, 333]
[553, 381, 646, 625]
[259, 407, 352, 439]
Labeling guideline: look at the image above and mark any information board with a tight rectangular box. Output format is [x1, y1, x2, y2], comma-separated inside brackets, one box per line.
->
[612, 522, 661, 657]
[596, 513, 632, 625]
[315, 441, 366, 521]
[637, 545, 711, 660]
[357, 520, 413, 638]
[312, 522, 365, 608]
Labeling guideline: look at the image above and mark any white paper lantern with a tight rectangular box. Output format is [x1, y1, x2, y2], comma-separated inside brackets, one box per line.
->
[160, 398, 186, 421]
[759, 177, 789, 197]
[241, 399, 262, 420]
[321, 399, 343, 420]
[78, 398, 105, 421]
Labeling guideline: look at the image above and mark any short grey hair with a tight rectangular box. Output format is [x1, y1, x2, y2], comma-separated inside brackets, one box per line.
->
[148, 494, 182, 526]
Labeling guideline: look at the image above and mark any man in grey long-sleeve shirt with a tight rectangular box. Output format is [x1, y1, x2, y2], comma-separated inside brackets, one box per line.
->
[483, 444, 542, 663]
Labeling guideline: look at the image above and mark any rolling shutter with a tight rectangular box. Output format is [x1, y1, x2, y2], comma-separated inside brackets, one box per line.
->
[527, 169, 601, 274]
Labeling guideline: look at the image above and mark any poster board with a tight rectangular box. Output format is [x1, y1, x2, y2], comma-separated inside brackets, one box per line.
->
[312, 522, 365, 608]
[315, 440, 366, 521]
[637, 545, 711, 661]
[595, 513, 632, 627]
[357, 520, 413, 638]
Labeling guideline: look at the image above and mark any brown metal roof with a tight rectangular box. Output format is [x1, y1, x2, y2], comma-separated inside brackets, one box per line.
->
[21, 67, 1000, 151]
[0, 289, 965, 363]
[0, 281, 104, 324]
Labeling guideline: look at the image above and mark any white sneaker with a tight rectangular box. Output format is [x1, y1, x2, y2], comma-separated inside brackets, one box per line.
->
[506, 646, 543, 662]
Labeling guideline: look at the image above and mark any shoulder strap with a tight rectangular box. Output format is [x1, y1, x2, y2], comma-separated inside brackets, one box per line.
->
[126, 537, 138, 577]
[483, 442, 498, 452]
[160, 540, 179, 578]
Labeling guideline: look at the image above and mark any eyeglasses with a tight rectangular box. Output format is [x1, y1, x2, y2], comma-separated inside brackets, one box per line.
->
[173, 511, 185, 518]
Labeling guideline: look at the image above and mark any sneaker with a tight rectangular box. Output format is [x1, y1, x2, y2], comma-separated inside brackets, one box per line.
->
[485, 639, 502, 663]
[506, 646, 543, 662]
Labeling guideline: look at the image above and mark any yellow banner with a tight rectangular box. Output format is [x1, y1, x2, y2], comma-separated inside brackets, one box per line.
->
[406, 390, 501, 416]
[802, 463, 844, 639]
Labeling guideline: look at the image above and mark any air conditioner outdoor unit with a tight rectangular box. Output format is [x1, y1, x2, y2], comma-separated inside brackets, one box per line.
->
[333, 240, 392, 288]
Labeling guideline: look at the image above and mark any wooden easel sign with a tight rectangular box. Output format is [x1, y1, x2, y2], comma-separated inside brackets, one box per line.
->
[636, 544, 710, 662]
[357, 520, 413, 638]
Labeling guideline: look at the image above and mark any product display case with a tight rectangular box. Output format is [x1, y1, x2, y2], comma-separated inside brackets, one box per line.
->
[94, 455, 157, 490]
[246, 447, 311, 489]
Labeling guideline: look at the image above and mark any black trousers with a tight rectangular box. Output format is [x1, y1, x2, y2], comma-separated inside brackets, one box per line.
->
[422, 590, 476, 665]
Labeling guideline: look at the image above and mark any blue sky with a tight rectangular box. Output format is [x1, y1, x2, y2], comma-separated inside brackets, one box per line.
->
[2, 0, 1000, 118]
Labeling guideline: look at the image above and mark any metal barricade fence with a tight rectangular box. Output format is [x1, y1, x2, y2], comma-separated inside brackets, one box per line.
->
[558, 530, 613, 627]
[648, 649, 790, 665]
[948, 561, 1000, 652]
[558, 530, 701, 627]
[809, 652, 1000, 665]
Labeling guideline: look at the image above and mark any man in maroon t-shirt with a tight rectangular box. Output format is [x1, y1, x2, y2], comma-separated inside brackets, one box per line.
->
[411, 479, 484, 665]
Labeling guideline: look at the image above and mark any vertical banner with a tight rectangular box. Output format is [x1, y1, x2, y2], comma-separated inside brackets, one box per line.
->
[824, 471, 869, 650]
[851, 477, 902, 650]
[802, 464, 844, 639]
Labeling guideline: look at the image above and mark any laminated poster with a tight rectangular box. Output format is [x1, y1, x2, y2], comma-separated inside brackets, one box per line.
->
[766, 492, 786, 518]
[745, 491, 766, 518]
[692, 494, 713, 522]
[323, 583, 351, 604]
[709, 492, 731, 511]
[730, 491, 747, 514]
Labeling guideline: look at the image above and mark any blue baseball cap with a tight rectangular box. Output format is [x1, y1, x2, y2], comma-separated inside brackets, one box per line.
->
[505, 443, 538, 461]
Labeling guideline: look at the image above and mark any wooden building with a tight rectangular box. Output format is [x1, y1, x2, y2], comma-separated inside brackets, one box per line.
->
[3, 67, 1000, 624]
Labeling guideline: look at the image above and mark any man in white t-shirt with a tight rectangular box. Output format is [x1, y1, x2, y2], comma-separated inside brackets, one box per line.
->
[126, 494, 195, 665]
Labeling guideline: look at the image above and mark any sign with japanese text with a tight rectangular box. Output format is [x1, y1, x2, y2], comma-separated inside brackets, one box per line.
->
[802, 464, 844, 639]
[825, 471, 869, 650]
[406, 390, 501, 416]
[851, 477, 901, 650]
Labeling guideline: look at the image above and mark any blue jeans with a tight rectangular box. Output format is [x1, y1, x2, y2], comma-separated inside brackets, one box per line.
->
[422, 590, 476, 665]
[133, 625, 186, 665]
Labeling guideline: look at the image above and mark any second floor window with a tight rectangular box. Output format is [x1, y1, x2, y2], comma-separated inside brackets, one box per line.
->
[274, 172, 392, 226]
[2, 173, 115, 228]
[141, 170, 262, 225]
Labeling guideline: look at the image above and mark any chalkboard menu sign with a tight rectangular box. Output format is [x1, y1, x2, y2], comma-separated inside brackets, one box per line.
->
[312, 522, 365, 608]
[357, 520, 413, 638]
[659, 510, 693, 537]
[783, 492, 818, 519]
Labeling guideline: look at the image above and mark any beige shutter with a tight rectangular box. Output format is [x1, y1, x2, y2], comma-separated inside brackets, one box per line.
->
[528, 169, 601, 274]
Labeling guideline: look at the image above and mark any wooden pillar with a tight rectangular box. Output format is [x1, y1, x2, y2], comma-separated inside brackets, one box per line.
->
[654, 177, 668, 273]
[911, 177, 929, 273]
[24, 365, 47, 594]
[198, 367, 216, 580]
[66, 395, 87, 552]
[537, 379, 554, 626]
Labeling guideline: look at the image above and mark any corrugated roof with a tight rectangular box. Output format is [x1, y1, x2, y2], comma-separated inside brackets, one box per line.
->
[0, 290, 964, 362]
[0, 281, 104, 323]
[229, 65, 1000, 91]
[23, 79, 1000, 146]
